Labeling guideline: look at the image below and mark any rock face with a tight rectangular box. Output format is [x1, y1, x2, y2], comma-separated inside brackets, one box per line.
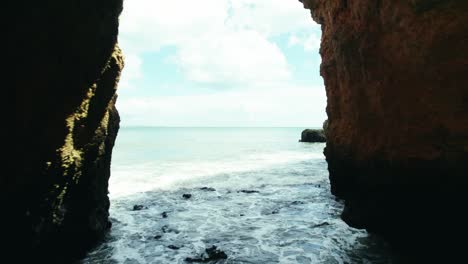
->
[7, 0, 124, 262]
[301, 0, 468, 256]
[300, 129, 326, 142]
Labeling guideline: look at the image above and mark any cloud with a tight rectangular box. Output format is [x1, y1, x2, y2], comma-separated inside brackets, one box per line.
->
[117, 85, 327, 127]
[119, 0, 229, 53]
[226, 0, 319, 36]
[288, 33, 321, 52]
[175, 30, 290, 85]
[115, 1, 325, 127]
[119, 0, 320, 85]
[118, 53, 143, 90]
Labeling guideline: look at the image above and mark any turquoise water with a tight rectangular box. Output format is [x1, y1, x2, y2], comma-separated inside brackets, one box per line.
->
[83, 127, 391, 263]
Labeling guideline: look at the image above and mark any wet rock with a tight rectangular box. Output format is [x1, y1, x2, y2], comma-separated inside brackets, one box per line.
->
[132, 205, 146, 211]
[312, 222, 330, 228]
[183, 194, 192, 199]
[299, 129, 326, 143]
[185, 246, 228, 263]
[238, 190, 259, 194]
[168, 245, 181, 250]
[161, 211, 168, 218]
[291, 201, 305, 205]
[153, 235, 162, 240]
[199, 187, 216, 192]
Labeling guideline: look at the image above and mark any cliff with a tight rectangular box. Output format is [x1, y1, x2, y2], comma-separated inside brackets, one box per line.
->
[7, 0, 124, 262]
[301, 0, 468, 256]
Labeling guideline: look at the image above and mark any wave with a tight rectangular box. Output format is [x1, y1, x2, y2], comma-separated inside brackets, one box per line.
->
[109, 150, 324, 198]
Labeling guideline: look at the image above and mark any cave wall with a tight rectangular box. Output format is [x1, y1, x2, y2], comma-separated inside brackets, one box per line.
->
[8, 0, 124, 261]
[301, 0, 468, 253]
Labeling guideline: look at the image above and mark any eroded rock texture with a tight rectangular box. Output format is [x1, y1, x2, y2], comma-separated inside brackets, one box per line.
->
[8, 0, 123, 262]
[301, 0, 468, 255]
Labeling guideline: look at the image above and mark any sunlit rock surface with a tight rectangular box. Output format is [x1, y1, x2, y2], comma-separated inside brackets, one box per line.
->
[7, 0, 124, 262]
[301, 0, 468, 257]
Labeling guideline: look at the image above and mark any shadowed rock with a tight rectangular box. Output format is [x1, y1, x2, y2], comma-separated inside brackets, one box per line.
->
[199, 187, 216, 192]
[300, 129, 326, 143]
[185, 246, 228, 263]
[238, 190, 260, 194]
[133, 205, 146, 211]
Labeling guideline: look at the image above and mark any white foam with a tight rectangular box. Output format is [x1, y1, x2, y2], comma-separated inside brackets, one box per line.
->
[109, 150, 324, 198]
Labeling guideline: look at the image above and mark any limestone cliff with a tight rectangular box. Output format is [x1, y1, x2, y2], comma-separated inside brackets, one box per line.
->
[7, 0, 124, 262]
[301, 0, 468, 256]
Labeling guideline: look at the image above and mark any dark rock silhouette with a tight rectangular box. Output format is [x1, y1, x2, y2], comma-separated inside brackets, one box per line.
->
[183, 194, 192, 199]
[300, 129, 326, 143]
[199, 187, 216, 192]
[133, 205, 146, 211]
[238, 190, 260, 194]
[7, 0, 124, 262]
[185, 246, 228, 263]
[168, 245, 181, 250]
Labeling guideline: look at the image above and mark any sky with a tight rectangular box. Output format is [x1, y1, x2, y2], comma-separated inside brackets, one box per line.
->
[117, 0, 326, 127]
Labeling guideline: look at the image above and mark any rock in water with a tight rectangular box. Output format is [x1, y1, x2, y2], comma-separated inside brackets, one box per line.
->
[183, 193, 192, 199]
[199, 187, 216, 192]
[133, 205, 146, 211]
[300, 129, 326, 142]
[238, 190, 260, 194]
[185, 246, 228, 263]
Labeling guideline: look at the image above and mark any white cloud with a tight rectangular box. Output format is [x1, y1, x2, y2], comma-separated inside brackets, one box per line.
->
[119, 0, 320, 85]
[119, 0, 229, 53]
[116, 1, 325, 127]
[118, 54, 143, 89]
[117, 85, 327, 127]
[288, 33, 321, 52]
[226, 0, 319, 36]
[175, 30, 290, 85]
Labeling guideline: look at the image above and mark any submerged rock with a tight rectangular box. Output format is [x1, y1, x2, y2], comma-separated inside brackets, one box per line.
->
[161, 211, 168, 218]
[185, 246, 228, 263]
[300, 129, 326, 143]
[291, 201, 305, 205]
[183, 193, 192, 199]
[168, 245, 181, 250]
[199, 187, 216, 192]
[133, 205, 146, 211]
[312, 222, 330, 228]
[238, 190, 260, 194]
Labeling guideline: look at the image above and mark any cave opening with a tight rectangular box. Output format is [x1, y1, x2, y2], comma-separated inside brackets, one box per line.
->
[110, 0, 326, 197]
[79, 1, 392, 263]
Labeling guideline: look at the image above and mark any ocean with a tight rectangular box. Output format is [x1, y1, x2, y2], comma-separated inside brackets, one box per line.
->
[83, 127, 391, 263]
